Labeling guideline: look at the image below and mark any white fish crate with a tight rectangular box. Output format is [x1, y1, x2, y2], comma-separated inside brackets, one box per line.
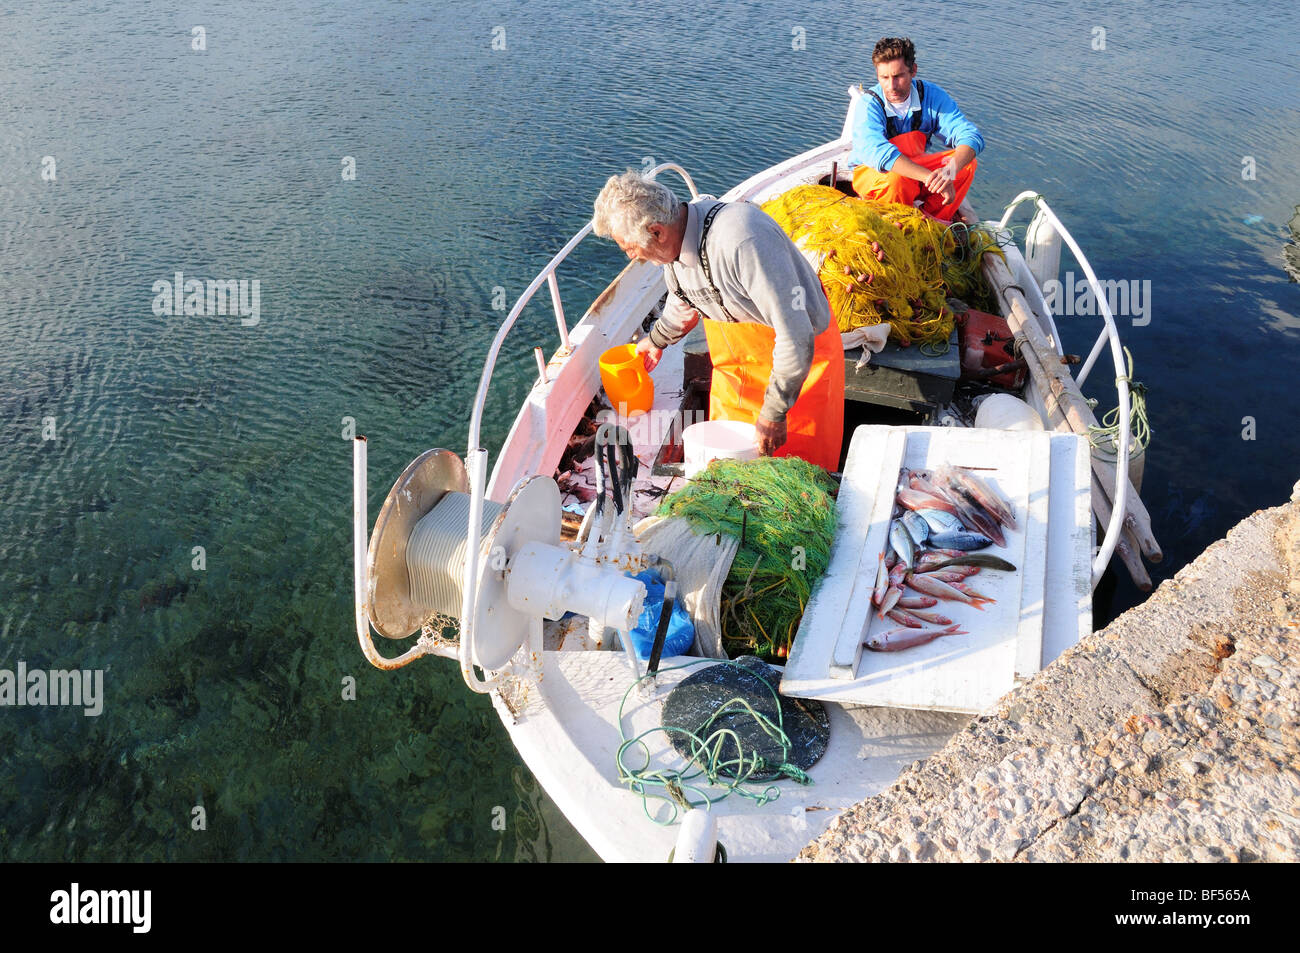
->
[783, 425, 1091, 714]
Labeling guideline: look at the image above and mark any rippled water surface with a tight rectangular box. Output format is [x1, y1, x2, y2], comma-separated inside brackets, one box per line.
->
[1, 0, 1297, 861]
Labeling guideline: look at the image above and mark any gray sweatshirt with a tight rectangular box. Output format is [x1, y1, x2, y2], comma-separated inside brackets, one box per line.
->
[649, 199, 832, 423]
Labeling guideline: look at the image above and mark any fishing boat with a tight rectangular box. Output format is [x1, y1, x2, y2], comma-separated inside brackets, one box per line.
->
[349, 86, 1160, 862]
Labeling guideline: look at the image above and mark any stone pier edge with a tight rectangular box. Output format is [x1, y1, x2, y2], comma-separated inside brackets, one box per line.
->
[798, 482, 1300, 862]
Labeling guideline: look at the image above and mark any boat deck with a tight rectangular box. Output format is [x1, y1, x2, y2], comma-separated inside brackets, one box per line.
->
[494, 650, 966, 863]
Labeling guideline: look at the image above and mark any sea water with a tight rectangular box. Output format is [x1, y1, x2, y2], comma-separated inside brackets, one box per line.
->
[0, 0, 1296, 861]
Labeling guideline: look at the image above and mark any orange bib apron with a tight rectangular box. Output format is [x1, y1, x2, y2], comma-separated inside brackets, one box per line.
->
[852, 129, 977, 222]
[702, 314, 845, 473]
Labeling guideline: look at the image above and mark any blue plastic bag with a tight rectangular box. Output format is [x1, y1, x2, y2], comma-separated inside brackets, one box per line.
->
[626, 569, 695, 660]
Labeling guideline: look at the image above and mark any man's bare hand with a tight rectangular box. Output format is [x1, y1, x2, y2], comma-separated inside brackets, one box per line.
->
[924, 167, 956, 206]
[636, 336, 664, 372]
[755, 416, 788, 457]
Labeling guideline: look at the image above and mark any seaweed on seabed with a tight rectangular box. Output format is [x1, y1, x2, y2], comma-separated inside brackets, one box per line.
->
[656, 457, 837, 661]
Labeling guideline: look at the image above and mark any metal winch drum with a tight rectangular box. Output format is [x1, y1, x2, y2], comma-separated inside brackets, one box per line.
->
[365, 448, 646, 672]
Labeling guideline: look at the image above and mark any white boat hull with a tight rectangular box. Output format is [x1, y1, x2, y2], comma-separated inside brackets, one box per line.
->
[492, 650, 966, 863]
[351, 92, 1152, 861]
[477, 140, 1091, 861]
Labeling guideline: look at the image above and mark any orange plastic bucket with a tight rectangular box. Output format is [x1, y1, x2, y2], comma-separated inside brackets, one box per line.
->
[599, 344, 654, 416]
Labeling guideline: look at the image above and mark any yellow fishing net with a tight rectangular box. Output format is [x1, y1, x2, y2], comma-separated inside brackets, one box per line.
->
[761, 185, 957, 347]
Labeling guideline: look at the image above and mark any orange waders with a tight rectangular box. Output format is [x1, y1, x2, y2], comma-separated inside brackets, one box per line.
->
[702, 315, 845, 473]
[851, 128, 977, 222]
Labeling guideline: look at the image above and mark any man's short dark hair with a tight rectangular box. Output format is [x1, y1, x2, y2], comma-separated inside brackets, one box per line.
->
[872, 36, 916, 69]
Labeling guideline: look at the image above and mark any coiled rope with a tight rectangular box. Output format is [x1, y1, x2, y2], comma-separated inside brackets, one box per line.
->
[1087, 347, 1151, 456]
[615, 659, 812, 825]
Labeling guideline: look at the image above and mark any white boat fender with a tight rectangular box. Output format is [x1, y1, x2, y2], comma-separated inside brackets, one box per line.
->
[974, 393, 1044, 431]
[670, 811, 722, 863]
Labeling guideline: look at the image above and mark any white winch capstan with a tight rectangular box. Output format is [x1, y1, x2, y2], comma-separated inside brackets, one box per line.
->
[351, 164, 700, 692]
[351, 436, 648, 690]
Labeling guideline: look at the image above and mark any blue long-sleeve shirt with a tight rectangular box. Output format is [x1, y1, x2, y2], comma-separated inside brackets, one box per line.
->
[848, 80, 985, 173]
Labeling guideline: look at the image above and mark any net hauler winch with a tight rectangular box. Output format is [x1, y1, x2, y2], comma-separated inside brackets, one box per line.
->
[351, 437, 647, 687]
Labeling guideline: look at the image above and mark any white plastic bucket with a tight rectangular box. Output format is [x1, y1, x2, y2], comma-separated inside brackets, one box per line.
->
[682, 420, 759, 479]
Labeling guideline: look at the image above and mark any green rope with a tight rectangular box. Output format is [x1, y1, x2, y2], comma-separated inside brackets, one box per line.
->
[615, 659, 812, 826]
[938, 221, 1008, 315]
[1087, 347, 1151, 457]
[999, 193, 1046, 224]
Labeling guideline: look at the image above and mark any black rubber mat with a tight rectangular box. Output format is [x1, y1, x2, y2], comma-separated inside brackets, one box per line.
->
[660, 656, 830, 781]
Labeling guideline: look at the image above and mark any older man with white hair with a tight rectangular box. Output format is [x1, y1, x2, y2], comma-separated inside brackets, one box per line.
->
[591, 171, 844, 470]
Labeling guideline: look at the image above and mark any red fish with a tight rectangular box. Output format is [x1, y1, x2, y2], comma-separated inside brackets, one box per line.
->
[951, 580, 996, 603]
[897, 488, 959, 516]
[905, 608, 955, 625]
[886, 608, 926, 628]
[949, 466, 1017, 530]
[920, 564, 981, 578]
[906, 572, 987, 609]
[864, 623, 966, 652]
[872, 554, 889, 606]
[877, 562, 909, 618]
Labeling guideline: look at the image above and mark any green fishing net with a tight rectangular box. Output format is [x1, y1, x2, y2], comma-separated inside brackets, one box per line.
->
[941, 223, 1006, 314]
[657, 457, 837, 661]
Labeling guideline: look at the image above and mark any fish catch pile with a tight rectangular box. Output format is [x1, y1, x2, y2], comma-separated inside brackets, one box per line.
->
[865, 464, 1018, 653]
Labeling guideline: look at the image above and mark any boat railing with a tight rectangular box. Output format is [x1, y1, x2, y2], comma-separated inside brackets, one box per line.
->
[457, 163, 700, 692]
[997, 193, 1132, 589]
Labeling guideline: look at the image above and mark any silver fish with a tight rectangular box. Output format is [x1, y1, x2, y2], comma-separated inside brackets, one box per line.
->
[917, 507, 964, 536]
[889, 519, 915, 569]
[901, 511, 930, 547]
[928, 529, 993, 551]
